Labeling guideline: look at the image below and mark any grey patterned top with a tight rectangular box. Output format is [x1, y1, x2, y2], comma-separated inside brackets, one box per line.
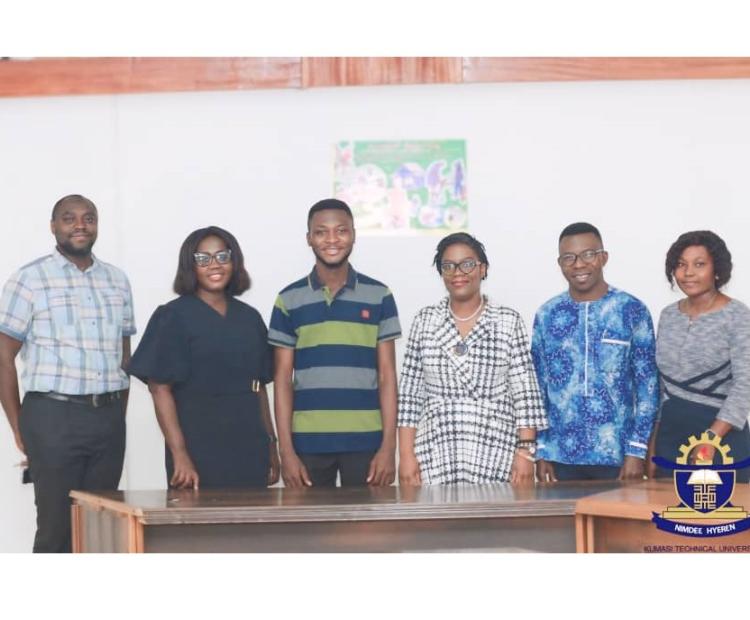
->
[655, 299, 750, 429]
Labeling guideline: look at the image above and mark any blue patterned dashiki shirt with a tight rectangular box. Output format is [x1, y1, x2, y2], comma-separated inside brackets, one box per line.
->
[531, 287, 658, 466]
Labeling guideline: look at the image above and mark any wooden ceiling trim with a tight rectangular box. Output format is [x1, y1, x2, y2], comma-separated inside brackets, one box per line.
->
[2, 57, 749, 98]
[0, 57, 301, 98]
[462, 57, 750, 83]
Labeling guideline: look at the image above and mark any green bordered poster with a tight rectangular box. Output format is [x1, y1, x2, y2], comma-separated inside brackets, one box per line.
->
[334, 140, 467, 235]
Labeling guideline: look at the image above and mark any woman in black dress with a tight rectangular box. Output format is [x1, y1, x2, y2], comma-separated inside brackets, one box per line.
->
[129, 226, 280, 489]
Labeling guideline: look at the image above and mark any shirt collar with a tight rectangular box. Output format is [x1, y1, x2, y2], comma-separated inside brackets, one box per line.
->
[565, 285, 614, 304]
[53, 247, 99, 272]
[308, 264, 357, 291]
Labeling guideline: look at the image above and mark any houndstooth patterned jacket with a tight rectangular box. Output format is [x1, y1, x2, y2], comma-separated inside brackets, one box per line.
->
[398, 297, 548, 484]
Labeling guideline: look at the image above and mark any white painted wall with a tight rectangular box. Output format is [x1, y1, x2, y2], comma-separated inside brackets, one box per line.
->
[2, 78, 749, 551]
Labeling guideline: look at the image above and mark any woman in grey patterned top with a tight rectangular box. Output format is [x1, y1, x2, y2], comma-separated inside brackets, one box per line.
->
[648, 230, 750, 482]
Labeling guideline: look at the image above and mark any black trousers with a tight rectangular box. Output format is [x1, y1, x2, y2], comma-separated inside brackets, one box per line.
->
[549, 461, 621, 481]
[19, 393, 126, 553]
[299, 450, 376, 486]
[654, 394, 750, 483]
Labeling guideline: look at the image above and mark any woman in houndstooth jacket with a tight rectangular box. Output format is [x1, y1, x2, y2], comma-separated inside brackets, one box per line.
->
[398, 233, 548, 485]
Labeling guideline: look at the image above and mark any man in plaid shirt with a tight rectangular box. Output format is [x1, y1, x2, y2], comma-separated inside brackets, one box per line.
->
[0, 195, 136, 553]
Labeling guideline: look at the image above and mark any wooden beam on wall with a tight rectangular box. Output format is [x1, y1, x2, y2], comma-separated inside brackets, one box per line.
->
[301, 57, 463, 88]
[0, 57, 301, 97]
[2, 57, 750, 98]
[462, 57, 750, 83]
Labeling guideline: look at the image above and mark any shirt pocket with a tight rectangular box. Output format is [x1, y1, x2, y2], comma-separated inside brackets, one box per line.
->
[485, 340, 511, 393]
[100, 289, 125, 327]
[46, 289, 77, 327]
[598, 337, 630, 377]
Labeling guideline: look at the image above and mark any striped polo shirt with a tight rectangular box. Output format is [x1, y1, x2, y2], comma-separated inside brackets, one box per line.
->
[268, 266, 401, 454]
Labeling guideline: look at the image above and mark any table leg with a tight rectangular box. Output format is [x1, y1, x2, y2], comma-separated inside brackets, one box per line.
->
[71, 503, 82, 553]
[127, 516, 144, 553]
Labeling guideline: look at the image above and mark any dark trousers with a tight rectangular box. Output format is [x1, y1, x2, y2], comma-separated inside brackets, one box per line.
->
[654, 395, 750, 483]
[550, 461, 620, 481]
[299, 450, 376, 486]
[19, 393, 126, 553]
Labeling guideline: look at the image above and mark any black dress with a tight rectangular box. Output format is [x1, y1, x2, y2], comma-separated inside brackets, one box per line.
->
[129, 295, 272, 488]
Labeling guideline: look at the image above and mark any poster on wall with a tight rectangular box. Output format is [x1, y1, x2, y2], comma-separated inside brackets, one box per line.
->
[334, 139, 467, 235]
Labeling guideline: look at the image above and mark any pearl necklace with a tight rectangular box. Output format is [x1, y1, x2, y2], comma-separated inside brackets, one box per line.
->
[449, 297, 485, 322]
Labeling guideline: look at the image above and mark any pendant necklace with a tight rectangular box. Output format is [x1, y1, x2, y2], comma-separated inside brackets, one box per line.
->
[453, 342, 469, 356]
[450, 297, 484, 356]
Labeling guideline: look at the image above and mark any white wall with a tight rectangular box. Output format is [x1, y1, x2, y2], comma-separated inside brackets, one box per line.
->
[2, 78, 749, 551]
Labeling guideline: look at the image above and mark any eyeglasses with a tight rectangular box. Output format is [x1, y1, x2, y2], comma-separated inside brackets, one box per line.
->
[193, 249, 232, 267]
[557, 249, 605, 267]
[440, 259, 480, 275]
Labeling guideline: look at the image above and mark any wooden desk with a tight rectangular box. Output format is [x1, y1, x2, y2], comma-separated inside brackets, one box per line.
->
[71, 482, 619, 553]
[575, 480, 750, 552]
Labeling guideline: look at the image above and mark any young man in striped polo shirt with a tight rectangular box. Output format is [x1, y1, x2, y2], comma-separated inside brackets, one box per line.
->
[269, 199, 401, 487]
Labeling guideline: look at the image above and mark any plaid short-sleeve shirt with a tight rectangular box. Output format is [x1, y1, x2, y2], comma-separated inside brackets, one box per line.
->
[0, 249, 136, 395]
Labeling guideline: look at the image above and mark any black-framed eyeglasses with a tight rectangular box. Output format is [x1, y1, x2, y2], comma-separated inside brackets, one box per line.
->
[557, 249, 605, 267]
[440, 259, 480, 275]
[193, 249, 232, 267]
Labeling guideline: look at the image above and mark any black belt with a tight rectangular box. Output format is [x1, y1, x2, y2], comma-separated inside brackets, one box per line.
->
[29, 391, 123, 408]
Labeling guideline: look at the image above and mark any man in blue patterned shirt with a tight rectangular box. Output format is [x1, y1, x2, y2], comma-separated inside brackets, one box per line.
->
[531, 222, 658, 482]
[0, 195, 135, 552]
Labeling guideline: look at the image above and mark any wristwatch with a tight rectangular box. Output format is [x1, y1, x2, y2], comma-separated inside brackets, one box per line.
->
[704, 428, 718, 441]
[516, 440, 537, 457]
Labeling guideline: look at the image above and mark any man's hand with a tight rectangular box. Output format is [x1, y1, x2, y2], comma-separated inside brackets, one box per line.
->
[268, 443, 281, 485]
[367, 446, 396, 486]
[618, 455, 645, 481]
[170, 449, 200, 490]
[13, 430, 25, 455]
[645, 448, 657, 479]
[536, 458, 557, 483]
[280, 449, 312, 487]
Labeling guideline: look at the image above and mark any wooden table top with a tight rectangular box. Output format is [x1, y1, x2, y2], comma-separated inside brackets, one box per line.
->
[575, 480, 750, 521]
[71, 481, 621, 526]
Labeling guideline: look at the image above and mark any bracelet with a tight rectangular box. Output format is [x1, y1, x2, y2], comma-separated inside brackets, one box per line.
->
[516, 439, 537, 448]
[517, 451, 536, 463]
[268, 435, 278, 444]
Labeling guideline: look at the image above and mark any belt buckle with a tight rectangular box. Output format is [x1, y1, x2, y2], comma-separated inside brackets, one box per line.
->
[92, 393, 101, 407]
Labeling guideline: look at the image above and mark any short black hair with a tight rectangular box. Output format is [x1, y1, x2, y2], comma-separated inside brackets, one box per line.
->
[307, 198, 353, 229]
[51, 194, 97, 220]
[665, 230, 732, 289]
[173, 226, 251, 296]
[559, 222, 602, 244]
[433, 232, 489, 277]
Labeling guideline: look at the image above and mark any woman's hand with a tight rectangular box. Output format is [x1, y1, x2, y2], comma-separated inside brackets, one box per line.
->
[171, 449, 200, 490]
[510, 450, 535, 485]
[268, 441, 281, 485]
[690, 444, 717, 465]
[398, 452, 422, 486]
